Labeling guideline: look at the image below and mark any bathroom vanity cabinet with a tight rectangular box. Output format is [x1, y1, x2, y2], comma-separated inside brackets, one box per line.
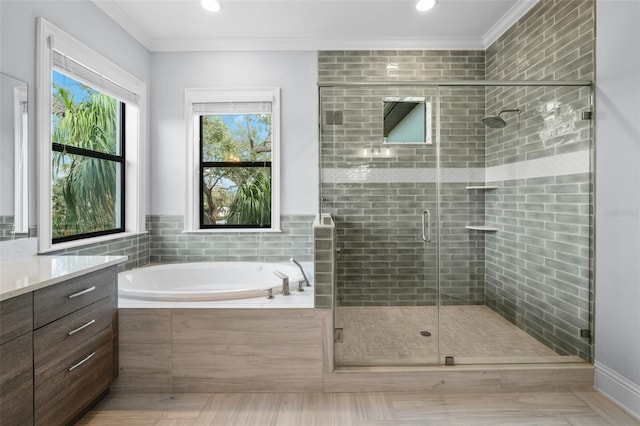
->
[0, 293, 34, 425]
[0, 256, 125, 426]
[33, 267, 117, 426]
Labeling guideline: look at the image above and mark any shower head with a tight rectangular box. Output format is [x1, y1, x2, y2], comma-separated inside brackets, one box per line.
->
[481, 116, 507, 128]
[482, 108, 521, 128]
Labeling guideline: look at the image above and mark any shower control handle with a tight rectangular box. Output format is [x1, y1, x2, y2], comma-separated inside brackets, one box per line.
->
[422, 209, 432, 242]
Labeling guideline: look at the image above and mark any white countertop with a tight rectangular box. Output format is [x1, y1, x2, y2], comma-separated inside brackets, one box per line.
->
[0, 255, 127, 301]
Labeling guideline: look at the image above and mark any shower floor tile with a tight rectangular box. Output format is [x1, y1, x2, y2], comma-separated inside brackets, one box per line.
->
[335, 305, 580, 366]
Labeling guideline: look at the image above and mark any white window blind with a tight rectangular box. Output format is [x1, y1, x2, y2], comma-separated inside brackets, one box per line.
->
[52, 50, 139, 105]
[193, 101, 272, 115]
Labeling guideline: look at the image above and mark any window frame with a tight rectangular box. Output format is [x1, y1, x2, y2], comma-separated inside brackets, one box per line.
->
[185, 88, 281, 233]
[37, 18, 147, 253]
[50, 87, 127, 243]
[198, 115, 272, 229]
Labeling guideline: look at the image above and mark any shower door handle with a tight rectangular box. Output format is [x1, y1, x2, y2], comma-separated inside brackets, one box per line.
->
[422, 209, 432, 242]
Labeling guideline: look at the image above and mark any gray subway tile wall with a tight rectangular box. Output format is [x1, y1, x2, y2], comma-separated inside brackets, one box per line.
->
[314, 219, 335, 309]
[48, 231, 150, 272]
[319, 50, 487, 307]
[318, 50, 485, 83]
[0, 216, 14, 241]
[318, 0, 594, 359]
[484, 0, 594, 360]
[46, 214, 313, 274]
[484, 173, 591, 359]
[485, 0, 594, 82]
[148, 214, 314, 264]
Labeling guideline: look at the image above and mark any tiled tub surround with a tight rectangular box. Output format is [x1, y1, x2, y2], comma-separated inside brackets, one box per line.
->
[0, 215, 14, 240]
[114, 306, 596, 394]
[115, 308, 332, 393]
[148, 214, 314, 264]
[313, 214, 336, 309]
[47, 231, 150, 273]
[42, 214, 314, 272]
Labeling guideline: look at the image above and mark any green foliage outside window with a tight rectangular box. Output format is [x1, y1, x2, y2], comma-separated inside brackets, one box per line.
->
[201, 113, 272, 227]
[51, 71, 122, 239]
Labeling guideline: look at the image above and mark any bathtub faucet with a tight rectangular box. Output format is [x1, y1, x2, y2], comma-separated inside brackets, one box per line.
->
[290, 258, 311, 287]
[273, 270, 290, 296]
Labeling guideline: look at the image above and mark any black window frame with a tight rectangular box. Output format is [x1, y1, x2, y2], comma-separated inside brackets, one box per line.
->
[51, 103, 126, 243]
[198, 115, 272, 229]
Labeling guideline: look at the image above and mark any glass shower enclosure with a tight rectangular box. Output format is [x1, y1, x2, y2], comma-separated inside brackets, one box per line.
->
[319, 81, 593, 367]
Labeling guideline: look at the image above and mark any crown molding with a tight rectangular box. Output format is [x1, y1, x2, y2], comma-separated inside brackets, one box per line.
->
[482, 0, 539, 49]
[149, 36, 485, 52]
[91, 0, 153, 50]
[92, 0, 534, 52]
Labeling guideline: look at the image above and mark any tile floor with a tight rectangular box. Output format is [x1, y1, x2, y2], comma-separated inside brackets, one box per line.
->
[335, 305, 583, 365]
[78, 389, 640, 425]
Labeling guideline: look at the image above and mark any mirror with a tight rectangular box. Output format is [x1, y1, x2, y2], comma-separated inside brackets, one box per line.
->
[0, 73, 29, 241]
[383, 96, 432, 144]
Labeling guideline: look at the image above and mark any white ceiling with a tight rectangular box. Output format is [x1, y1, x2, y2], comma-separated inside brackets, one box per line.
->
[91, 0, 539, 51]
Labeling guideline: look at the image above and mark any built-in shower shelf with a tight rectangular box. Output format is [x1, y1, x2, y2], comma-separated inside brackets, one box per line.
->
[465, 225, 499, 232]
[465, 186, 499, 190]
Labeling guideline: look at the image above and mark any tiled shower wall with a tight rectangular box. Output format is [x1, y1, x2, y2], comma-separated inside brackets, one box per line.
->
[319, 0, 595, 358]
[483, 0, 594, 359]
[319, 51, 487, 306]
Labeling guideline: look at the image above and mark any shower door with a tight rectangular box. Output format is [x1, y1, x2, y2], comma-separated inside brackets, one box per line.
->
[437, 83, 594, 365]
[320, 86, 441, 366]
[322, 81, 594, 367]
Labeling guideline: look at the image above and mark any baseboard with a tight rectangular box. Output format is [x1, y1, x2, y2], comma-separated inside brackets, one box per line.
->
[594, 361, 640, 421]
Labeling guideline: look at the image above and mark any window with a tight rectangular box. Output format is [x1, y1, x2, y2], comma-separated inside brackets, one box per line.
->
[51, 71, 125, 242]
[185, 89, 280, 232]
[38, 19, 147, 252]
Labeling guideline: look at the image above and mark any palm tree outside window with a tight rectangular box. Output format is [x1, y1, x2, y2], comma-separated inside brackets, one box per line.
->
[51, 70, 125, 242]
[198, 103, 272, 228]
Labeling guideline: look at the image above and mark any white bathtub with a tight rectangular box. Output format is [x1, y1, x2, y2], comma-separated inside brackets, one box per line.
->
[118, 262, 307, 302]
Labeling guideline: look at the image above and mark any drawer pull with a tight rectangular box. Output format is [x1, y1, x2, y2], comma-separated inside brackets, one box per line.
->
[68, 351, 95, 372]
[68, 319, 96, 336]
[68, 286, 96, 299]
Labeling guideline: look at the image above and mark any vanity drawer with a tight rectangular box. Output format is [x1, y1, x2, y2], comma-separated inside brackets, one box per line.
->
[0, 292, 33, 345]
[34, 267, 115, 328]
[34, 326, 112, 426]
[33, 295, 115, 365]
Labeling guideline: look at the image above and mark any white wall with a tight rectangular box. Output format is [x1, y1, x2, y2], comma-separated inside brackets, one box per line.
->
[0, 0, 151, 226]
[594, 0, 640, 419]
[150, 51, 318, 216]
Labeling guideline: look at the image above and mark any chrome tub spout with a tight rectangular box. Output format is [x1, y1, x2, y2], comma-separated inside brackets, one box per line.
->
[273, 270, 290, 296]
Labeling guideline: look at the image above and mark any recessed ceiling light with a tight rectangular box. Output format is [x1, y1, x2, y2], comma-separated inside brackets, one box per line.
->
[201, 0, 221, 13]
[416, 0, 438, 12]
